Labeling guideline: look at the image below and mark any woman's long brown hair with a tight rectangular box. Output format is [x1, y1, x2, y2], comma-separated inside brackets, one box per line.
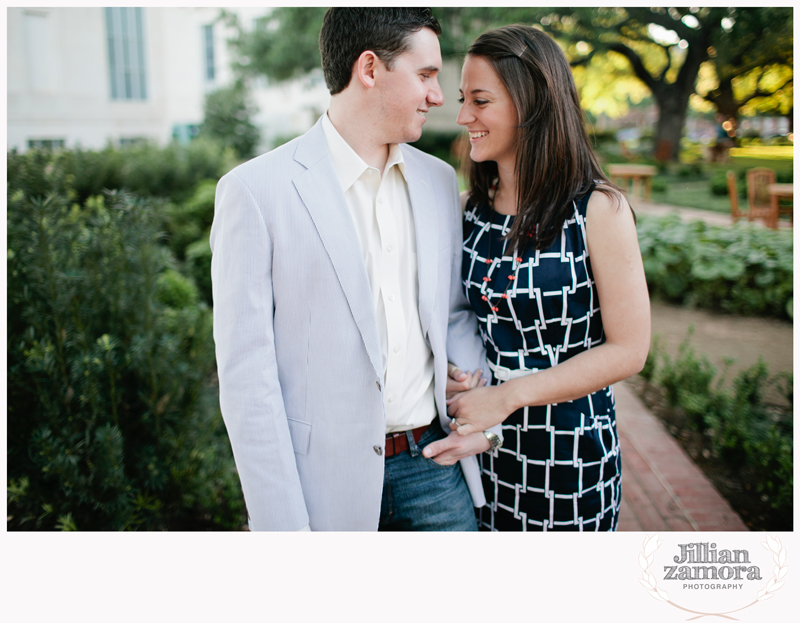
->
[465, 25, 622, 253]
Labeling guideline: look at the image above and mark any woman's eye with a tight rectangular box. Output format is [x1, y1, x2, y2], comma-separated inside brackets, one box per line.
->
[457, 97, 465, 104]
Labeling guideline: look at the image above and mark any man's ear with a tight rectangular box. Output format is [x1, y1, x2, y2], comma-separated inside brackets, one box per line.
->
[354, 50, 381, 89]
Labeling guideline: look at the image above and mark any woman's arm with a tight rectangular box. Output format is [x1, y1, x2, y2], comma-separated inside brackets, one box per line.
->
[448, 189, 651, 434]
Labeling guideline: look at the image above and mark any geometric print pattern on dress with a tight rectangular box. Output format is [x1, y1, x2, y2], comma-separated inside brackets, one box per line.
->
[477, 389, 621, 531]
[463, 190, 621, 531]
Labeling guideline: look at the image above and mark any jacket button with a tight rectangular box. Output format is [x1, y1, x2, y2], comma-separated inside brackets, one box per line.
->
[373, 445, 383, 456]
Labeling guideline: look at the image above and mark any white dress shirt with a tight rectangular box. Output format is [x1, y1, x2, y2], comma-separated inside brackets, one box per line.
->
[321, 113, 436, 434]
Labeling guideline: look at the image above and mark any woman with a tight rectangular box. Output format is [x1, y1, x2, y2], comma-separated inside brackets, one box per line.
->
[447, 25, 650, 531]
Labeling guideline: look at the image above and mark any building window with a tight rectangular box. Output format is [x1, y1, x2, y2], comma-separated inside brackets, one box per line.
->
[23, 11, 56, 92]
[203, 24, 215, 82]
[105, 7, 147, 100]
[172, 124, 201, 145]
[119, 137, 147, 147]
[28, 139, 65, 150]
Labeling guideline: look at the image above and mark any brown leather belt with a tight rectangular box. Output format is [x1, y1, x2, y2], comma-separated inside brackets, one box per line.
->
[384, 425, 429, 458]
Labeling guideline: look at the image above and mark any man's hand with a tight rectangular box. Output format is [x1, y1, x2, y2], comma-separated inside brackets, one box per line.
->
[421, 429, 491, 465]
[446, 363, 486, 399]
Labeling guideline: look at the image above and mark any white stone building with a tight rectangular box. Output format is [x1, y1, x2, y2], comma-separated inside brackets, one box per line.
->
[6, 6, 334, 154]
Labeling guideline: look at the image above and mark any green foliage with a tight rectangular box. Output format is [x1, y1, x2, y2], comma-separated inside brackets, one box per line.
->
[186, 234, 213, 307]
[199, 83, 261, 160]
[650, 178, 667, 194]
[709, 171, 735, 196]
[645, 334, 792, 513]
[164, 179, 217, 261]
[7, 182, 245, 530]
[637, 214, 793, 319]
[222, 7, 327, 82]
[411, 131, 462, 168]
[7, 140, 235, 205]
[156, 269, 199, 309]
[698, 7, 793, 119]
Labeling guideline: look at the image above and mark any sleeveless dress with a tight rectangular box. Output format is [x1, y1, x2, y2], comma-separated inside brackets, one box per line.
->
[462, 189, 621, 531]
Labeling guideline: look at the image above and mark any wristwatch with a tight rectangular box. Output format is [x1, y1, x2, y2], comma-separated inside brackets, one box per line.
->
[483, 431, 502, 453]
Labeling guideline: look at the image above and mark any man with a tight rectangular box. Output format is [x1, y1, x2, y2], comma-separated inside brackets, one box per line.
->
[210, 7, 501, 531]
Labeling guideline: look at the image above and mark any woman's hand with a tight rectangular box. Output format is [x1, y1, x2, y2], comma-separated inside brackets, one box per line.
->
[447, 384, 513, 436]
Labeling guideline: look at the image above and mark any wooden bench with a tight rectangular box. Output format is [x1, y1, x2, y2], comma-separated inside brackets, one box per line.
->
[607, 164, 658, 201]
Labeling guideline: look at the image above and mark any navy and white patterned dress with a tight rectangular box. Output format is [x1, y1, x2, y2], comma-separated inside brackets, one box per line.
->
[462, 189, 621, 531]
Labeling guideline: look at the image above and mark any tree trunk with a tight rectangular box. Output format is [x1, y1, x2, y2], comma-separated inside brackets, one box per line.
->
[652, 88, 692, 162]
[708, 77, 740, 123]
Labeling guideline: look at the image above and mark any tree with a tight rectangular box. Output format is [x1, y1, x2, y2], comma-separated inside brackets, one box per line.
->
[199, 82, 261, 160]
[219, 8, 792, 161]
[221, 8, 326, 83]
[527, 7, 731, 161]
[695, 7, 793, 128]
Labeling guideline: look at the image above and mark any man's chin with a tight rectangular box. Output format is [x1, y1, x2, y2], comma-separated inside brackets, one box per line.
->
[403, 128, 424, 144]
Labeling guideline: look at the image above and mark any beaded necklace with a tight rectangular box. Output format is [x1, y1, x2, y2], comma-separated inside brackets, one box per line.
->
[480, 181, 535, 313]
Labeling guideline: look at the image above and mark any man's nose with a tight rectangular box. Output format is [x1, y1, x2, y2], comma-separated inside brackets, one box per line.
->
[427, 79, 444, 108]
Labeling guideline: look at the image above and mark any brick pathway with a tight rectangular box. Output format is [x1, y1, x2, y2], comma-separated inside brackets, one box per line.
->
[614, 381, 748, 532]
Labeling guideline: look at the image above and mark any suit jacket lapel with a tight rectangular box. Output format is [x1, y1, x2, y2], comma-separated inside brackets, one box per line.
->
[292, 121, 384, 382]
[402, 146, 438, 340]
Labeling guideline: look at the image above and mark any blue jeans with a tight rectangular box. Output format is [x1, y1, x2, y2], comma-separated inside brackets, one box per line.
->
[379, 418, 478, 531]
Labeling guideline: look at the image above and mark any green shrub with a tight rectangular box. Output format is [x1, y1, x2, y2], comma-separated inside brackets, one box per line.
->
[186, 234, 213, 307]
[156, 269, 199, 309]
[644, 334, 793, 514]
[637, 214, 793, 320]
[7, 140, 236, 205]
[411, 130, 462, 168]
[650, 178, 667, 194]
[7, 187, 245, 530]
[199, 83, 261, 160]
[165, 179, 217, 260]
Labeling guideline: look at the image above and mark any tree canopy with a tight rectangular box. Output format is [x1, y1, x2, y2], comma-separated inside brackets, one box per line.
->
[220, 7, 793, 160]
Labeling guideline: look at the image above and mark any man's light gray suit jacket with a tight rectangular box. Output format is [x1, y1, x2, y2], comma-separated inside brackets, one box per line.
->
[210, 118, 489, 531]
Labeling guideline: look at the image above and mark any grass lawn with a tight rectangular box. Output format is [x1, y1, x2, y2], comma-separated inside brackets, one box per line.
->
[651, 177, 733, 213]
[648, 148, 793, 213]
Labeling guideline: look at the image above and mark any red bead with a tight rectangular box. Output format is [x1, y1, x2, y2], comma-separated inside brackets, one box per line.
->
[482, 277, 490, 282]
[508, 275, 515, 281]
[501, 294, 508, 299]
[516, 257, 522, 262]
[492, 307, 499, 312]
[481, 295, 487, 301]
[484, 258, 492, 264]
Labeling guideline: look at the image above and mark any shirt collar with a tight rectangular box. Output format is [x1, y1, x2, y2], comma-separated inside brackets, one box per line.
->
[321, 112, 406, 192]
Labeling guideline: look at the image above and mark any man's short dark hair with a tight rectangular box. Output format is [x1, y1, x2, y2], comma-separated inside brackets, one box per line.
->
[319, 8, 442, 95]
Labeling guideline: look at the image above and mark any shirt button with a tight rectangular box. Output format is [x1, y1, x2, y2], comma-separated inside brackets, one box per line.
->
[378, 197, 384, 204]
[373, 445, 383, 456]
[388, 294, 395, 302]
[388, 395, 396, 403]
[393, 345, 400, 353]
[387, 245, 393, 253]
